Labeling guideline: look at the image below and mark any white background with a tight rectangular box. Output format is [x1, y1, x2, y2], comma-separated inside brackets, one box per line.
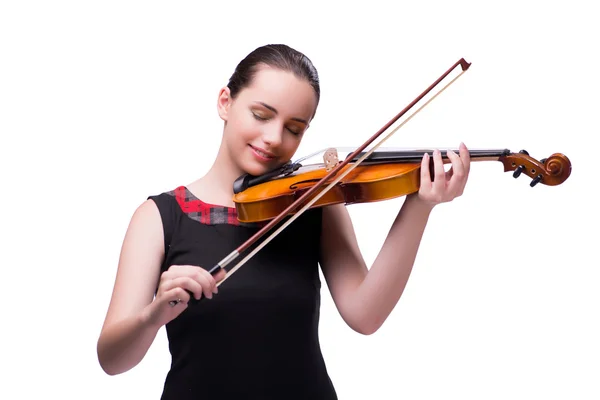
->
[1, 1, 597, 399]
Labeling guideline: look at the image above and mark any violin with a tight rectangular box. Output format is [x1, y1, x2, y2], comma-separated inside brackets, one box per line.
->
[170, 57, 571, 306]
[231, 147, 571, 223]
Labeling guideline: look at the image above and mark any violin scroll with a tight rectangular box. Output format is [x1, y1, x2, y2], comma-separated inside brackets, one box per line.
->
[500, 150, 571, 187]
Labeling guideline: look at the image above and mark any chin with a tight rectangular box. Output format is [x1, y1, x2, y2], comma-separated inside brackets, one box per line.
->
[239, 161, 274, 177]
[238, 145, 279, 176]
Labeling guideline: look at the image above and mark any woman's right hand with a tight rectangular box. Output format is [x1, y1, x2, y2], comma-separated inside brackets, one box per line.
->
[144, 265, 227, 328]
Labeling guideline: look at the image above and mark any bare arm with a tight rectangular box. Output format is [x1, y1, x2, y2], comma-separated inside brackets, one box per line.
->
[319, 146, 470, 335]
[319, 196, 433, 335]
[96, 200, 166, 375]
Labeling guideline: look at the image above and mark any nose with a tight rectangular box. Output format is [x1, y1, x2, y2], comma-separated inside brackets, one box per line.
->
[261, 122, 283, 148]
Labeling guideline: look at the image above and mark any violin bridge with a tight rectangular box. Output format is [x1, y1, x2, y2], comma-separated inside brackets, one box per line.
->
[323, 148, 339, 171]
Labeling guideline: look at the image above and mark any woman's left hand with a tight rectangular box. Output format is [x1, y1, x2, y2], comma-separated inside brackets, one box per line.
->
[418, 142, 471, 207]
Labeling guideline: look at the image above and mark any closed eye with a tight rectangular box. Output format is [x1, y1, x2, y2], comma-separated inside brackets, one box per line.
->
[286, 126, 302, 135]
[252, 112, 302, 135]
[252, 112, 268, 121]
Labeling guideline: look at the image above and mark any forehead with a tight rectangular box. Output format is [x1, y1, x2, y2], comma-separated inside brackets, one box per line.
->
[240, 66, 317, 119]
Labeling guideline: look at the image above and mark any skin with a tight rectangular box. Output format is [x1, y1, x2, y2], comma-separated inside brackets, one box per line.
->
[96, 64, 471, 376]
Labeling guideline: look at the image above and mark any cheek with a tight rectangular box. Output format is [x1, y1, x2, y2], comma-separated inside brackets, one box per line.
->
[282, 136, 302, 155]
[227, 115, 258, 142]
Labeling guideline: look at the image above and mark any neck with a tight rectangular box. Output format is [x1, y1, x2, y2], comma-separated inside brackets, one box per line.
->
[189, 140, 245, 207]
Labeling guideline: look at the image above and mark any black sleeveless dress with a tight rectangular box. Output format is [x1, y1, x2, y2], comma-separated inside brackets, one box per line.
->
[148, 186, 338, 399]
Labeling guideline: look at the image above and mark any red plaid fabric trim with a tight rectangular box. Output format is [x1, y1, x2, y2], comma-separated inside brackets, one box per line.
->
[168, 186, 265, 228]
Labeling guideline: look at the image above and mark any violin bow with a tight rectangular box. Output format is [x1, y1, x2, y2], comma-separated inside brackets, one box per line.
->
[173, 58, 471, 306]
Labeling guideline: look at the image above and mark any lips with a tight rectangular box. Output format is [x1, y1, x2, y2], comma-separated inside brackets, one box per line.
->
[249, 144, 276, 160]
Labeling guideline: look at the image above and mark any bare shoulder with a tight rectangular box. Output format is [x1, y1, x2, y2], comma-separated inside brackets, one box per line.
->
[130, 199, 165, 237]
[101, 199, 165, 329]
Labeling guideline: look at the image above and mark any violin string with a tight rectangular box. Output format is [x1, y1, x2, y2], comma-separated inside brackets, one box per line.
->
[293, 148, 328, 164]
[217, 68, 468, 287]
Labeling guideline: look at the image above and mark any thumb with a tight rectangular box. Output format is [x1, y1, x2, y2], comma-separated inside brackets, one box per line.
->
[215, 268, 227, 282]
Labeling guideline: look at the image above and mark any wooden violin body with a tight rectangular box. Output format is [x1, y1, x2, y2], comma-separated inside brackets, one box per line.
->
[232, 148, 572, 223]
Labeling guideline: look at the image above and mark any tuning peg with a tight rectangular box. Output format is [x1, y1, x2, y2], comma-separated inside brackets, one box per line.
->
[519, 149, 529, 156]
[540, 158, 547, 164]
[513, 165, 525, 178]
[530, 174, 543, 187]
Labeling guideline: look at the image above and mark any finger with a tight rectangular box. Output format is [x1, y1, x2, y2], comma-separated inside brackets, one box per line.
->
[160, 266, 202, 300]
[203, 267, 225, 295]
[446, 149, 465, 194]
[162, 276, 204, 300]
[167, 264, 213, 282]
[166, 286, 191, 305]
[432, 149, 445, 191]
[165, 264, 186, 274]
[420, 152, 432, 190]
[181, 265, 223, 296]
[193, 270, 217, 299]
[459, 142, 471, 175]
[214, 268, 227, 284]
[162, 264, 195, 283]
[457, 143, 471, 194]
[445, 165, 454, 180]
[203, 267, 227, 294]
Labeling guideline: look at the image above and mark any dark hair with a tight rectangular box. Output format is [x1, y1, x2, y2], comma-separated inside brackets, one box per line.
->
[227, 44, 320, 112]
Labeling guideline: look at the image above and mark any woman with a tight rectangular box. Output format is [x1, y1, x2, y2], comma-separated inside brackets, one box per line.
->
[97, 44, 470, 399]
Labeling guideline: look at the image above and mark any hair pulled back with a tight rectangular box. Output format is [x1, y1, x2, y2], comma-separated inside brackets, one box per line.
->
[227, 44, 320, 111]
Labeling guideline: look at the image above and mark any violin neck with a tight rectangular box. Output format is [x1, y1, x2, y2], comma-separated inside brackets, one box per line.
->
[347, 149, 511, 164]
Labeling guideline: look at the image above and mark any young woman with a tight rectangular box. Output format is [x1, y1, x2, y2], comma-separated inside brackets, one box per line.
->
[97, 44, 471, 399]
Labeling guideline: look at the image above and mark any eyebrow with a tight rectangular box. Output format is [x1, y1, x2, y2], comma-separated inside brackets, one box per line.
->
[255, 101, 308, 125]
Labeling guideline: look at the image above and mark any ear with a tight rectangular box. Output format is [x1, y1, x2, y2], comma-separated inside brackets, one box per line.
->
[217, 87, 232, 121]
